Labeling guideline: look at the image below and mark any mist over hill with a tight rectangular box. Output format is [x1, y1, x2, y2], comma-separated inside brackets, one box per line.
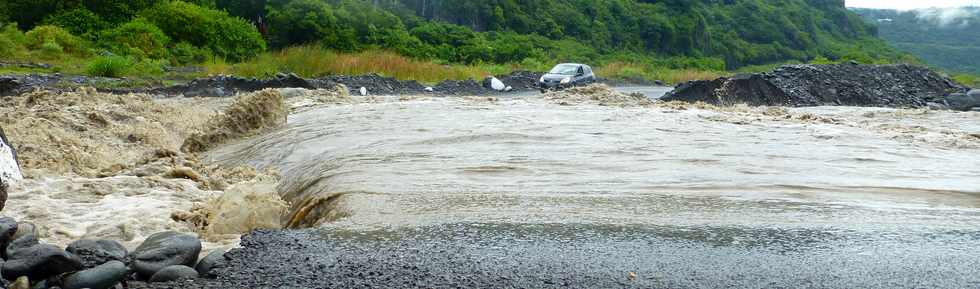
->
[853, 7, 980, 74]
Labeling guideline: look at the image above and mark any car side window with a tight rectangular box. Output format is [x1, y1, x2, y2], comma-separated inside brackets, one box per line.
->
[577, 66, 584, 75]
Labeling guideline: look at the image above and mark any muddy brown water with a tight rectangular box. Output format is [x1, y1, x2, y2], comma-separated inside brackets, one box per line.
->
[205, 87, 980, 236]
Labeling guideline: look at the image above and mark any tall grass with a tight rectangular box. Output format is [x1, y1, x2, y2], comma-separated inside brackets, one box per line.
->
[596, 62, 726, 84]
[204, 45, 489, 83]
[86, 56, 131, 77]
[953, 73, 980, 88]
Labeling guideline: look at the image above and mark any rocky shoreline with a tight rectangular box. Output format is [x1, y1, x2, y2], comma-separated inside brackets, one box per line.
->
[663, 63, 979, 111]
[0, 218, 225, 289]
[0, 70, 549, 98]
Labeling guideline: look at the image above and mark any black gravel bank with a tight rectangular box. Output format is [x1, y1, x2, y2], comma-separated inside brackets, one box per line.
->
[132, 223, 980, 289]
[663, 63, 972, 109]
[0, 71, 547, 98]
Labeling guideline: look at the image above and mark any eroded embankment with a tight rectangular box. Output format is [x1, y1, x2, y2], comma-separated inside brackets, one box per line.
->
[0, 86, 352, 249]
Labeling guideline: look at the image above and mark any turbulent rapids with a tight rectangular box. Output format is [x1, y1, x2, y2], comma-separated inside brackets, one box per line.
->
[201, 85, 980, 232]
[3, 83, 980, 288]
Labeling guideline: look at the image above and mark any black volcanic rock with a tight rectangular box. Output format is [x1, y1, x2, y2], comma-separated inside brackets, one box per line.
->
[663, 64, 969, 108]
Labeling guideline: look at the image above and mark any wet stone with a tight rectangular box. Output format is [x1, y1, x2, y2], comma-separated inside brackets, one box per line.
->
[4, 231, 40, 260]
[945, 92, 980, 111]
[66, 239, 128, 268]
[61, 260, 128, 289]
[194, 250, 228, 278]
[149, 265, 198, 283]
[1, 244, 83, 280]
[0, 217, 17, 258]
[10, 222, 36, 243]
[131, 231, 201, 279]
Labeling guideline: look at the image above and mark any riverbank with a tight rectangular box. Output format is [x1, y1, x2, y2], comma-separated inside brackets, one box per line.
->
[1, 80, 979, 288]
[136, 85, 978, 288]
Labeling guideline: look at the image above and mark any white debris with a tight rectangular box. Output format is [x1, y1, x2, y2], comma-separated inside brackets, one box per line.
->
[0, 135, 22, 181]
[489, 77, 506, 91]
[359, 87, 368, 96]
[424, 87, 434, 92]
[505, 86, 513, 92]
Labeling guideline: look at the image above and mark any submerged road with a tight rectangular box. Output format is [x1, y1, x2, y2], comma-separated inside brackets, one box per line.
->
[144, 87, 980, 288]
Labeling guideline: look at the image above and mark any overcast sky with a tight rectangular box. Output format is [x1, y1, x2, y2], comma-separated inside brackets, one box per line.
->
[847, 0, 980, 9]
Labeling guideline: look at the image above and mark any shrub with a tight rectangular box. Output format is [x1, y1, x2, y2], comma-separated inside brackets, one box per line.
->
[140, 1, 265, 61]
[24, 25, 86, 55]
[42, 8, 108, 39]
[99, 18, 170, 59]
[86, 55, 131, 77]
[0, 37, 18, 58]
[38, 40, 64, 60]
[169, 42, 211, 65]
[131, 58, 167, 76]
[0, 23, 27, 58]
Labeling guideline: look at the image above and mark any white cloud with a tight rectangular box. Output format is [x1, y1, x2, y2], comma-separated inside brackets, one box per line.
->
[916, 7, 974, 27]
[847, 0, 980, 10]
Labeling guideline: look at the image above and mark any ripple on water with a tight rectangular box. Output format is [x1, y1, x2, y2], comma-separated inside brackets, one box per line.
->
[204, 96, 980, 233]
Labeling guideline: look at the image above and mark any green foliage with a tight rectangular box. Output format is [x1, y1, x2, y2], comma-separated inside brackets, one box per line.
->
[99, 18, 170, 59]
[24, 25, 87, 55]
[130, 58, 167, 76]
[38, 41, 64, 60]
[266, 0, 346, 49]
[42, 8, 108, 39]
[169, 42, 212, 65]
[0, 24, 27, 58]
[953, 74, 980, 88]
[5, 0, 74, 30]
[140, 0, 265, 61]
[86, 55, 131, 77]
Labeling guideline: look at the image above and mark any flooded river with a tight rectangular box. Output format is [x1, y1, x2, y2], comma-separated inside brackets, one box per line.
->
[206, 87, 980, 234]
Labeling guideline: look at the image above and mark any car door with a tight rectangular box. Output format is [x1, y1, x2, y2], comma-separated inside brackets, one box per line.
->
[575, 65, 587, 83]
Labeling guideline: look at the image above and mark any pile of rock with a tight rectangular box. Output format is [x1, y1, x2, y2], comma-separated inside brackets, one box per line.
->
[0, 221, 227, 289]
[151, 73, 314, 98]
[663, 64, 974, 110]
[318, 73, 426, 95]
[497, 70, 543, 91]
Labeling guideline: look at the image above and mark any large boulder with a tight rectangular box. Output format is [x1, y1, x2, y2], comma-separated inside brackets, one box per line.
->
[149, 265, 198, 283]
[5, 222, 39, 259]
[2, 244, 84, 280]
[130, 231, 201, 279]
[944, 92, 980, 111]
[65, 239, 128, 269]
[60, 260, 128, 289]
[0, 217, 17, 260]
[663, 64, 968, 108]
[195, 250, 228, 278]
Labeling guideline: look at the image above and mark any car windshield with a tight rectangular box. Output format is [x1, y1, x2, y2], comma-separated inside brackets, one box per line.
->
[549, 64, 580, 75]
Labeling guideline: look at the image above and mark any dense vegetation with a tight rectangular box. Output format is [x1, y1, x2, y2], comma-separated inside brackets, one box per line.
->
[0, 0, 909, 80]
[853, 7, 980, 75]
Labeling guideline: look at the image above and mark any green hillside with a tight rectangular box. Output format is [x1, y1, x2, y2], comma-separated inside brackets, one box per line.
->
[0, 0, 907, 79]
[853, 7, 980, 74]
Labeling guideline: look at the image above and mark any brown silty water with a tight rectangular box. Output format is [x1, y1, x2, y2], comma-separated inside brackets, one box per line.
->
[205, 85, 980, 234]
